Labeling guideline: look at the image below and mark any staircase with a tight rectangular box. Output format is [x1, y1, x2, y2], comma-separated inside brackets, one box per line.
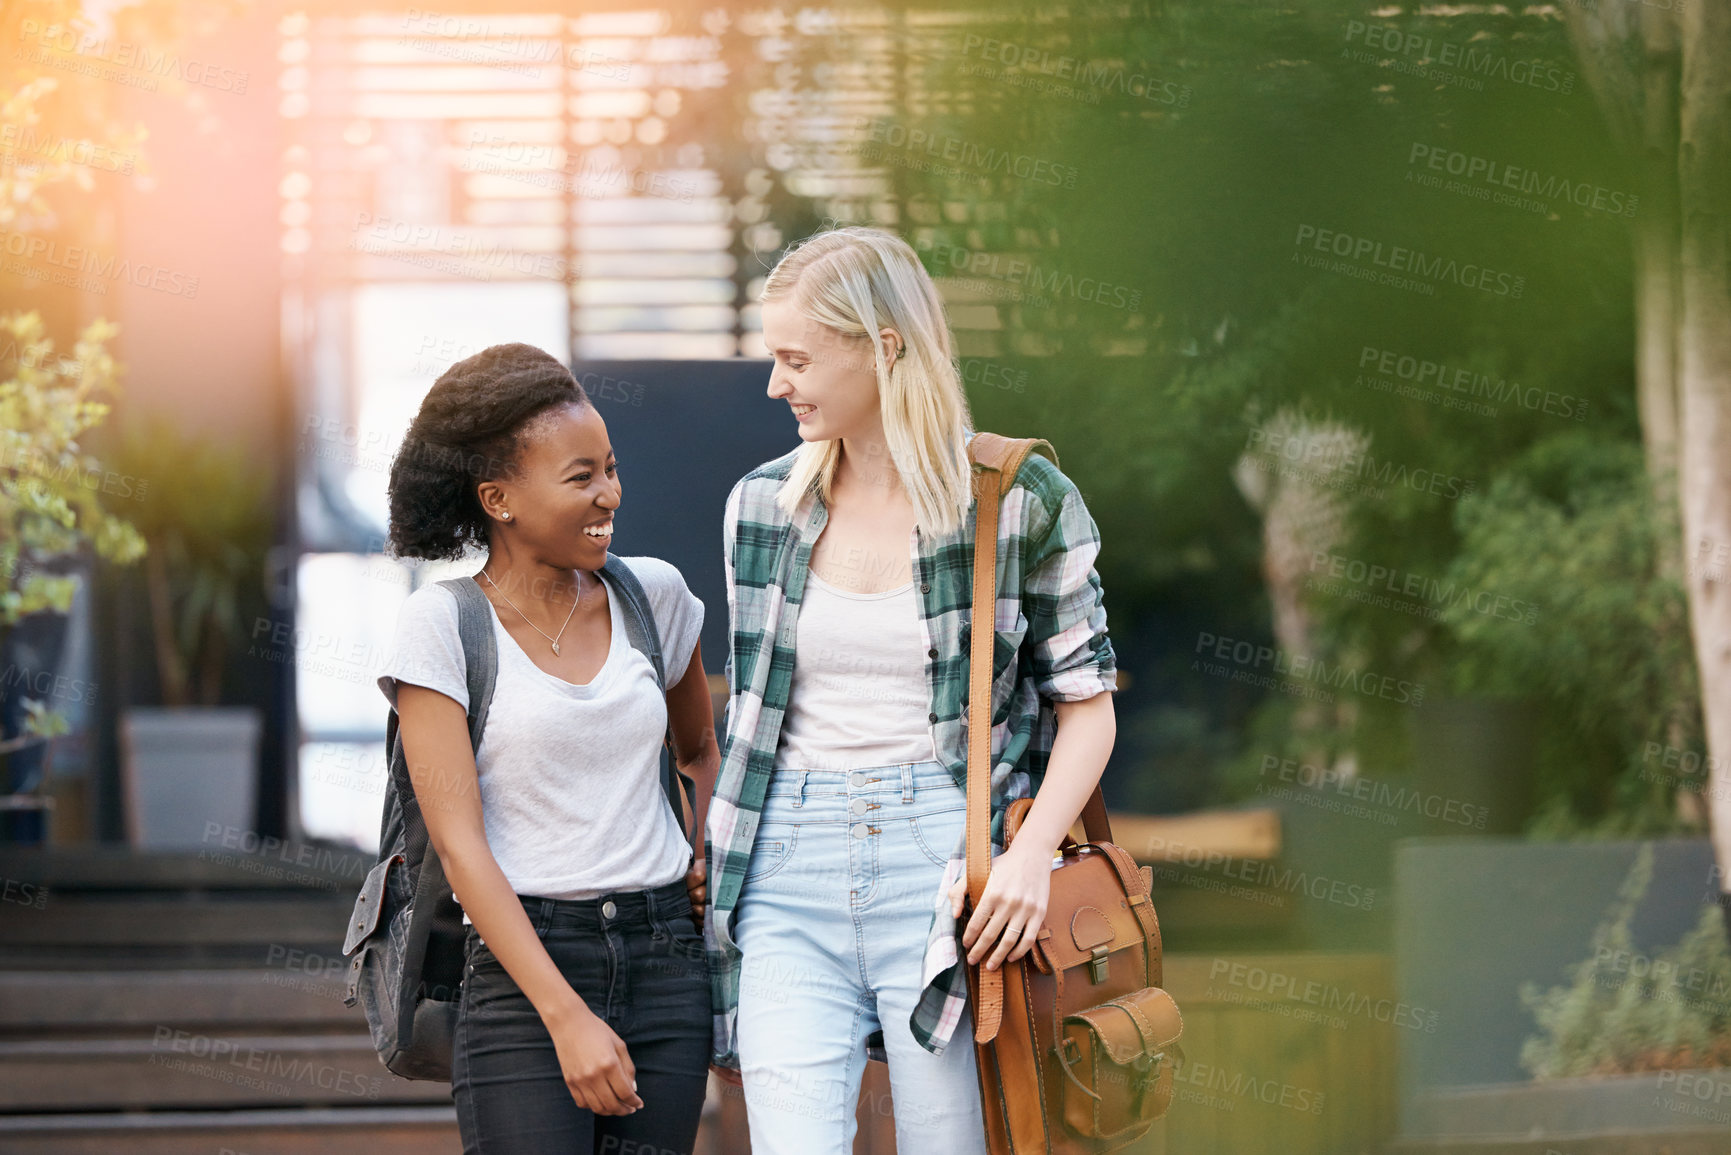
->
[0, 807, 1300, 1153]
[0, 847, 458, 1154]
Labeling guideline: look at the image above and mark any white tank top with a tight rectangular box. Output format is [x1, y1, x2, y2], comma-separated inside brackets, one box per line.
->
[775, 569, 938, 771]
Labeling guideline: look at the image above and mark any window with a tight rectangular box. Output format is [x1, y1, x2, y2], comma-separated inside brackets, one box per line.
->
[279, 5, 976, 845]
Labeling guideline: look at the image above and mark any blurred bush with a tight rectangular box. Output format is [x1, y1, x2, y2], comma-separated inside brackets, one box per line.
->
[775, 0, 1684, 832]
[1522, 845, 1731, 1076]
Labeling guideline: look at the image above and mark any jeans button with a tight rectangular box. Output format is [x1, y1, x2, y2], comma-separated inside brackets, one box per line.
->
[850, 798, 868, 816]
[601, 900, 617, 919]
[849, 771, 866, 788]
[851, 824, 868, 840]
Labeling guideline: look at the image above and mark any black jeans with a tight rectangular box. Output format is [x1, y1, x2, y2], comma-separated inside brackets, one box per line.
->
[452, 880, 711, 1155]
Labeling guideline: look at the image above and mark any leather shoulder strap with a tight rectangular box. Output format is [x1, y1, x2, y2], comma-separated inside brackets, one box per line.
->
[964, 431, 1051, 1046]
[968, 430, 1059, 478]
[964, 431, 1117, 1044]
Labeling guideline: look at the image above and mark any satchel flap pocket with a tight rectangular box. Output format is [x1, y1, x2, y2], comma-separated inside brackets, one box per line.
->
[343, 854, 401, 956]
[1068, 987, 1183, 1065]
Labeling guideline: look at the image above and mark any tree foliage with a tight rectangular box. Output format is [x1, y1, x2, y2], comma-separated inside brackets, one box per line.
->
[761, 0, 1674, 828]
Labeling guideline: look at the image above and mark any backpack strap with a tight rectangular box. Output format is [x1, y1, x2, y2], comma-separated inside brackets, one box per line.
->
[600, 554, 666, 689]
[382, 577, 499, 876]
[439, 575, 501, 744]
[383, 575, 500, 1063]
[597, 554, 697, 849]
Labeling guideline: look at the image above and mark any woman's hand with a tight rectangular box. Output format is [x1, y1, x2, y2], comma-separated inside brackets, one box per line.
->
[946, 696, 1115, 971]
[401, 683, 641, 1112]
[948, 839, 1054, 971]
[684, 855, 707, 930]
[545, 1000, 643, 1115]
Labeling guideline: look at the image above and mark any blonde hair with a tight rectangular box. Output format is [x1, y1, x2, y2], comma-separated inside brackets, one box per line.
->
[762, 227, 974, 537]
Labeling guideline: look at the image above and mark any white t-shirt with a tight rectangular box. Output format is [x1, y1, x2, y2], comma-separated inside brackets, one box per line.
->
[774, 569, 937, 771]
[377, 557, 703, 903]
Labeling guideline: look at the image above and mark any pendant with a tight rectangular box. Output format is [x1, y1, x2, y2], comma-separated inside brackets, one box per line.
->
[551, 642, 561, 655]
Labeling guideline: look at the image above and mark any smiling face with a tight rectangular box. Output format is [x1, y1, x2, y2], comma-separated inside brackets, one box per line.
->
[761, 298, 884, 444]
[477, 401, 619, 569]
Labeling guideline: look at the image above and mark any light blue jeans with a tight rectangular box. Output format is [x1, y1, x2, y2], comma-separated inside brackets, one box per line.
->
[734, 759, 987, 1155]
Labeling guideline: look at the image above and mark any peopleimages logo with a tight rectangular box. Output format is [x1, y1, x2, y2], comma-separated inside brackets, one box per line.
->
[17, 18, 250, 93]
[1357, 345, 1588, 422]
[1407, 144, 1637, 217]
[915, 238, 1143, 312]
[0, 125, 135, 173]
[958, 33, 1191, 106]
[461, 131, 698, 203]
[1170, 1059, 1326, 1115]
[854, 118, 1080, 188]
[1258, 755, 1490, 829]
[1194, 630, 1425, 708]
[349, 212, 568, 281]
[1207, 958, 1442, 1032]
[1293, 225, 1525, 298]
[1342, 20, 1575, 94]
[0, 231, 199, 298]
[1142, 835, 1377, 911]
[1307, 548, 1540, 626]
[1244, 426, 1478, 502]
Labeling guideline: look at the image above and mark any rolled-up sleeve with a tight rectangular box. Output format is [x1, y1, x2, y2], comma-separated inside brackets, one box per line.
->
[1022, 484, 1117, 702]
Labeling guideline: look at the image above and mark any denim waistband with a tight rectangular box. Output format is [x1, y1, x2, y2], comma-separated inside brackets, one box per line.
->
[763, 759, 961, 808]
[770, 757, 951, 777]
[514, 878, 689, 933]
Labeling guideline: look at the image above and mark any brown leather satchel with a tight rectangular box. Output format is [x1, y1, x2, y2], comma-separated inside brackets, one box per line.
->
[963, 433, 1184, 1154]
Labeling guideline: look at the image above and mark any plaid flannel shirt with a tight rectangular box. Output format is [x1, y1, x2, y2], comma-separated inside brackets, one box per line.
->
[702, 431, 1118, 1071]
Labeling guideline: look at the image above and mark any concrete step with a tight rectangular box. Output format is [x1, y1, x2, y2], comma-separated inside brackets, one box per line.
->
[0, 969, 356, 1028]
[0, 1106, 460, 1155]
[0, 1034, 449, 1111]
[1390, 1129, 1731, 1155]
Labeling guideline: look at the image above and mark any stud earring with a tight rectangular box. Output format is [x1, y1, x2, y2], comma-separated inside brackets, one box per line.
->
[502, 511, 511, 520]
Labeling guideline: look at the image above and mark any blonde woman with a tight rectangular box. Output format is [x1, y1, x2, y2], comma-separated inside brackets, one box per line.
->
[703, 228, 1119, 1153]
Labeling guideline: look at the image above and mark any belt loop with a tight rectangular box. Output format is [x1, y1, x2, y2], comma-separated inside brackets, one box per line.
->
[532, 897, 554, 936]
[793, 769, 808, 808]
[902, 762, 915, 803]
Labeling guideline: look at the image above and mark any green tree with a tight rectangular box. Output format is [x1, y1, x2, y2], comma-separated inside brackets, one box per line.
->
[752, 0, 1668, 827]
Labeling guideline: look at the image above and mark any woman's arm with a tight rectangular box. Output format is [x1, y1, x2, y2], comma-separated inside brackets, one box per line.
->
[666, 638, 720, 922]
[949, 470, 1120, 970]
[1000, 694, 1115, 855]
[954, 693, 1116, 970]
[395, 682, 643, 1115]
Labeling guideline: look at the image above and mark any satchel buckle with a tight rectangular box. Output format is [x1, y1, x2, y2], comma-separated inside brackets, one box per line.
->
[1088, 945, 1109, 984]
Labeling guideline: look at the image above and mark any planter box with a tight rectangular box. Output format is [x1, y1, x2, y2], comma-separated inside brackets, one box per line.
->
[1407, 1069, 1731, 1139]
[1395, 837, 1720, 1142]
[121, 708, 261, 850]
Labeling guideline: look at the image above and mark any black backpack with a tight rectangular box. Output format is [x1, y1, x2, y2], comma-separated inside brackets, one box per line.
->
[342, 556, 694, 1081]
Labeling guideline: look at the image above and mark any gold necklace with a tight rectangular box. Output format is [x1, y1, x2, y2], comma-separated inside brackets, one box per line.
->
[481, 568, 583, 655]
